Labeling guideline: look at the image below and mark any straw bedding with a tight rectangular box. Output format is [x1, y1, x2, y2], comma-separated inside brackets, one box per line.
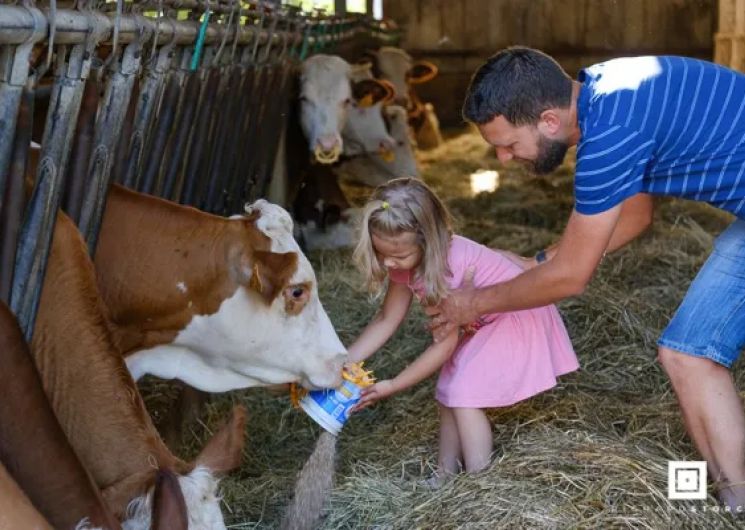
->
[141, 127, 743, 529]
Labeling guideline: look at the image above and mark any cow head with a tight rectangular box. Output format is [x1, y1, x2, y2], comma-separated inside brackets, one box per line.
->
[124, 200, 347, 392]
[373, 46, 438, 108]
[342, 65, 396, 159]
[299, 54, 395, 164]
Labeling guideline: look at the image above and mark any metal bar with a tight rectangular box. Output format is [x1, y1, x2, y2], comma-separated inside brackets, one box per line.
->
[160, 70, 200, 201]
[0, 6, 46, 210]
[123, 40, 176, 189]
[179, 66, 220, 206]
[0, 83, 33, 305]
[78, 38, 142, 254]
[138, 70, 181, 195]
[10, 12, 107, 339]
[61, 72, 100, 224]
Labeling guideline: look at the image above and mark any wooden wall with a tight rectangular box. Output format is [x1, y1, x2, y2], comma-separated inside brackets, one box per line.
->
[383, 0, 715, 126]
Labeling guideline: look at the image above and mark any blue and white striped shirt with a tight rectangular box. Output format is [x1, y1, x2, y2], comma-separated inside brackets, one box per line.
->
[575, 56, 745, 218]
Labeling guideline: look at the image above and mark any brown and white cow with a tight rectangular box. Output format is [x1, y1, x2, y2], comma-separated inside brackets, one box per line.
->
[94, 184, 347, 392]
[365, 46, 444, 150]
[0, 300, 120, 530]
[299, 54, 396, 164]
[0, 300, 193, 530]
[32, 212, 247, 529]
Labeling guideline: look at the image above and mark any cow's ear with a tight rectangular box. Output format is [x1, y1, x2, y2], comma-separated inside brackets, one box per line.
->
[152, 469, 188, 530]
[406, 61, 438, 84]
[195, 405, 247, 475]
[247, 250, 298, 304]
[352, 79, 394, 108]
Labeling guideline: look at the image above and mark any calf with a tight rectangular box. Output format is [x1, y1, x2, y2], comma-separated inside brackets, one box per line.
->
[94, 184, 347, 392]
[32, 212, 246, 528]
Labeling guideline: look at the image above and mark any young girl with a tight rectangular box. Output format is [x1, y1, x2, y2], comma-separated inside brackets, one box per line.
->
[348, 177, 578, 476]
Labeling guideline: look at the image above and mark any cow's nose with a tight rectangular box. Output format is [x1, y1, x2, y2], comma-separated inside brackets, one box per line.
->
[317, 134, 341, 152]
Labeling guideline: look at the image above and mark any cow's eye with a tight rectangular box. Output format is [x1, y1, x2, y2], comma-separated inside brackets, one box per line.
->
[299, 95, 308, 102]
[343, 98, 352, 106]
[291, 287, 305, 299]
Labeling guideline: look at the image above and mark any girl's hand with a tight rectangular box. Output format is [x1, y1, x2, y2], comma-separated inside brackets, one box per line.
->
[353, 380, 397, 411]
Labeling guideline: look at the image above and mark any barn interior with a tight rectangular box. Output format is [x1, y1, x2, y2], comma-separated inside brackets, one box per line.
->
[1, 0, 744, 528]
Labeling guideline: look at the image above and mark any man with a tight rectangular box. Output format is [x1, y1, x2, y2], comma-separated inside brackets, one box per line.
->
[433, 46, 745, 509]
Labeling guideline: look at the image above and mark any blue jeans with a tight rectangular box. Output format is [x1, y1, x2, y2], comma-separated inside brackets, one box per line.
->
[659, 219, 745, 368]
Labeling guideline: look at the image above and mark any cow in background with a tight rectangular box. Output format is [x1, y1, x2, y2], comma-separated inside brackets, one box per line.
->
[364, 46, 444, 150]
[299, 54, 396, 164]
[335, 104, 418, 188]
[292, 55, 420, 250]
[32, 212, 247, 528]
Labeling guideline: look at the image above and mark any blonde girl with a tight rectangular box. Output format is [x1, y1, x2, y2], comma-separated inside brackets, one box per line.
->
[348, 177, 578, 477]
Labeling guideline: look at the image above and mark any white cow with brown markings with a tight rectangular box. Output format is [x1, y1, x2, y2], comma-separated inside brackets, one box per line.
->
[94, 184, 347, 392]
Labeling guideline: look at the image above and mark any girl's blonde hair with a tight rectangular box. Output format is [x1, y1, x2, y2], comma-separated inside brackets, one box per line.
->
[353, 177, 453, 305]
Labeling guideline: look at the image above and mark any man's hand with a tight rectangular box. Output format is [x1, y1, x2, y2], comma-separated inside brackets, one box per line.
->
[427, 267, 480, 343]
[354, 380, 396, 411]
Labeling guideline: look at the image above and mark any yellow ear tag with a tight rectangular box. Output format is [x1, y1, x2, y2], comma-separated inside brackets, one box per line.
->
[379, 148, 395, 162]
[358, 93, 375, 108]
[249, 262, 263, 292]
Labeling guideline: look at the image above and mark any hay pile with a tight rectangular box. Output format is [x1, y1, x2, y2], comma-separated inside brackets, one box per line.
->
[143, 127, 743, 529]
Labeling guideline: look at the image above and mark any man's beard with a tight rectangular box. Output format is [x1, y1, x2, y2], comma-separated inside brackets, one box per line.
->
[530, 135, 569, 174]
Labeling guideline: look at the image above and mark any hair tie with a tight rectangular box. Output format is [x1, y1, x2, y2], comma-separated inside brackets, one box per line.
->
[381, 201, 390, 210]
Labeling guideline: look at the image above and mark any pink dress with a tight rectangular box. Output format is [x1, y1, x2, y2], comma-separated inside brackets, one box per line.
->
[388, 235, 579, 408]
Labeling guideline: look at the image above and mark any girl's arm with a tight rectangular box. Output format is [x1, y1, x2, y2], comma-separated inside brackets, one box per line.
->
[347, 280, 413, 363]
[356, 329, 459, 408]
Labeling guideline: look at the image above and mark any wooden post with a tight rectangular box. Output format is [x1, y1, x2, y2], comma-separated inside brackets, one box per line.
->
[335, 0, 345, 15]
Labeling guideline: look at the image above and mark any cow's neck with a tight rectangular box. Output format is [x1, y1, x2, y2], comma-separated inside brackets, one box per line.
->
[0, 302, 119, 530]
[95, 185, 262, 354]
[32, 214, 187, 517]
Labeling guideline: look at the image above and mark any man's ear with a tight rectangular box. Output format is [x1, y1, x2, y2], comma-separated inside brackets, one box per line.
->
[538, 109, 562, 136]
[249, 250, 298, 304]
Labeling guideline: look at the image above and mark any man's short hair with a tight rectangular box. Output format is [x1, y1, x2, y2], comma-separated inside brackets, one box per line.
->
[462, 47, 573, 126]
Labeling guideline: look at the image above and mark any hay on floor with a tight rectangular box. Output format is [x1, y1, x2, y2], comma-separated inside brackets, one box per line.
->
[141, 126, 743, 529]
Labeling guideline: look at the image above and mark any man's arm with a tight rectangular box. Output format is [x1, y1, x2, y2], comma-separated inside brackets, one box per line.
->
[433, 203, 623, 338]
[534, 193, 654, 265]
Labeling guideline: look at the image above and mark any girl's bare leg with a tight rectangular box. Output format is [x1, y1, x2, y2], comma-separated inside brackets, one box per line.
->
[438, 404, 462, 475]
[453, 407, 493, 473]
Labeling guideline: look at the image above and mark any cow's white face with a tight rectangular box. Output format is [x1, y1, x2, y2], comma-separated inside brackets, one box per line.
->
[300, 55, 396, 163]
[125, 201, 347, 392]
[122, 467, 224, 530]
[342, 101, 396, 157]
[300, 55, 352, 164]
[376, 47, 413, 105]
[379, 104, 418, 177]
